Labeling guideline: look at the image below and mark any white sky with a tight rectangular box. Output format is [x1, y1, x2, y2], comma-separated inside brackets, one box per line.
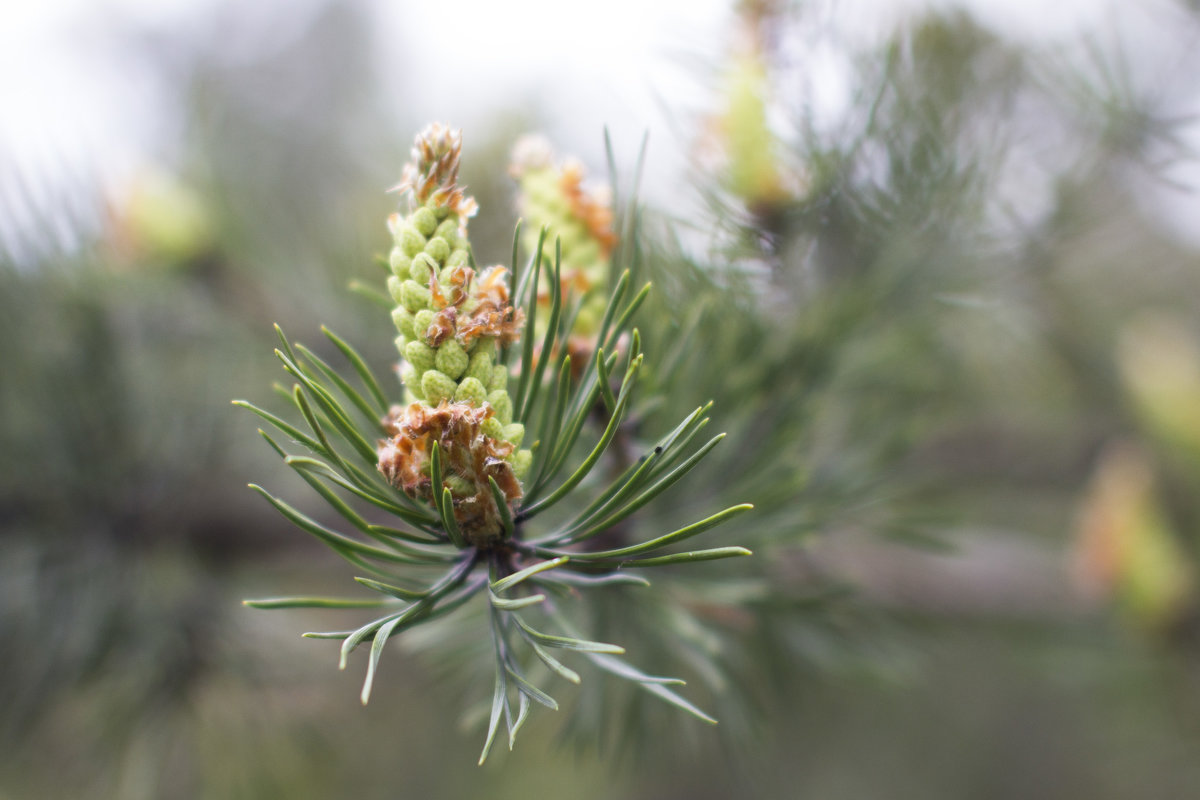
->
[2, 0, 1199, 258]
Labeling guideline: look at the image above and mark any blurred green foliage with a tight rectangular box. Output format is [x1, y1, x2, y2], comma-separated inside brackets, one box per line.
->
[4, 0, 1200, 797]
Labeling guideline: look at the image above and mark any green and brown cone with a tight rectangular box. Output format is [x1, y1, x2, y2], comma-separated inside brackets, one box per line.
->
[510, 135, 617, 357]
[378, 124, 531, 546]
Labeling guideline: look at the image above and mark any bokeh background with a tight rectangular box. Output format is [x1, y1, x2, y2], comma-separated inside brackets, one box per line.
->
[4, 0, 1200, 797]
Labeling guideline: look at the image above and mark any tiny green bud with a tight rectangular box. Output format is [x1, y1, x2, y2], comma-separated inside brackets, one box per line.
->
[489, 364, 509, 392]
[434, 218, 459, 245]
[488, 390, 513, 424]
[413, 309, 436, 339]
[435, 339, 469, 379]
[400, 363, 420, 393]
[387, 275, 405, 306]
[400, 279, 431, 313]
[411, 206, 438, 237]
[447, 248, 470, 268]
[409, 252, 436, 284]
[481, 416, 504, 440]
[502, 422, 525, 447]
[404, 340, 436, 372]
[474, 338, 497, 358]
[465, 350, 493, 383]
[421, 369, 457, 405]
[511, 449, 533, 481]
[392, 307, 416, 339]
[400, 225, 427, 257]
[454, 376, 487, 406]
[424, 236, 451, 264]
[389, 247, 411, 277]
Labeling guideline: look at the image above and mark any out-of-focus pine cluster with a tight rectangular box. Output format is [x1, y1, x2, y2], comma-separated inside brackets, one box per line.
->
[509, 135, 617, 359]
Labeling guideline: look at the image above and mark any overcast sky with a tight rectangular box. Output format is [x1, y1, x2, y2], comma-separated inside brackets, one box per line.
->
[3, 0, 1198, 258]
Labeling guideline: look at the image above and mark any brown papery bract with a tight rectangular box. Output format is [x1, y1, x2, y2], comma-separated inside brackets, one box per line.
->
[378, 401, 522, 547]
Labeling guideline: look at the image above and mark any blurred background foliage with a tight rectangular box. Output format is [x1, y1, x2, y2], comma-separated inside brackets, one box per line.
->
[4, 0, 1200, 797]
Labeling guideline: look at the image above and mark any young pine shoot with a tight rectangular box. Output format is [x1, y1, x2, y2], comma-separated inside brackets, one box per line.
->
[237, 123, 752, 763]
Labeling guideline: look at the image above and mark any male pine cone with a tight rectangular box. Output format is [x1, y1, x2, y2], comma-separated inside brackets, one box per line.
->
[510, 134, 617, 348]
[377, 124, 531, 547]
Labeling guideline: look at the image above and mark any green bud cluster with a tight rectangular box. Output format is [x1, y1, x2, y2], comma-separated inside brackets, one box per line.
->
[510, 136, 617, 342]
[384, 125, 532, 483]
[385, 213, 529, 479]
